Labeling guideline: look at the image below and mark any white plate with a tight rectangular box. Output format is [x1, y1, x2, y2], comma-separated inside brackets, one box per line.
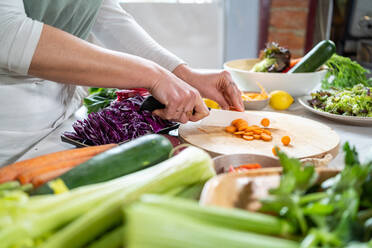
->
[298, 96, 372, 126]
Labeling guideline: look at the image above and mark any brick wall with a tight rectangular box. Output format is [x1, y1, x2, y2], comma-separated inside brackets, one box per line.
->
[267, 0, 310, 58]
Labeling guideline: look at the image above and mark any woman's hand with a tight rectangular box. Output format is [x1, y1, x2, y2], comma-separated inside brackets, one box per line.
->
[149, 67, 209, 123]
[173, 64, 244, 111]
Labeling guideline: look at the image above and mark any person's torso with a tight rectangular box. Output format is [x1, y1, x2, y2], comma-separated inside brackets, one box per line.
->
[23, 0, 103, 40]
[0, 0, 103, 165]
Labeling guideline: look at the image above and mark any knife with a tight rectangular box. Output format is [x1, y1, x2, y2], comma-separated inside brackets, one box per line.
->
[140, 96, 166, 112]
[140, 96, 197, 115]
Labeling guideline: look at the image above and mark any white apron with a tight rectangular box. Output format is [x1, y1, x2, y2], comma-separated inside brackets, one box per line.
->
[0, 0, 103, 166]
[0, 74, 87, 166]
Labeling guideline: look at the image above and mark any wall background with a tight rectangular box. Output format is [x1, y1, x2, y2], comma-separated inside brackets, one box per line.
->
[121, 0, 260, 68]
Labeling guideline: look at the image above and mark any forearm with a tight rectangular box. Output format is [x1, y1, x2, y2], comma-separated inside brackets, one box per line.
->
[29, 24, 164, 89]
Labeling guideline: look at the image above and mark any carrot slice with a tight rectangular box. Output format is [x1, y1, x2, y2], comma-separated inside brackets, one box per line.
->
[225, 126, 237, 133]
[253, 134, 261, 140]
[234, 131, 245, 135]
[261, 118, 270, 127]
[253, 129, 263, 135]
[281, 136, 291, 146]
[262, 129, 272, 135]
[272, 146, 280, 156]
[261, 133, 272, 142]
[0, 144, 117, 184]
[242, 135, 254, 141]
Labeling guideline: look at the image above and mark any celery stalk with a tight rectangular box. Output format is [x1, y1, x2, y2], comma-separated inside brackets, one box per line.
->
[39, 147, 215, 248]
[0, 181, 20, 191]
[125, 203, 299, 248]
[139, 194, 294, 236]
[175, 182, 205, 200]
[88, 226, 124, 248]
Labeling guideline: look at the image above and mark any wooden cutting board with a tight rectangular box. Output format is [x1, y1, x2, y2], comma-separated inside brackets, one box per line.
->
[179, 110, 340, 159]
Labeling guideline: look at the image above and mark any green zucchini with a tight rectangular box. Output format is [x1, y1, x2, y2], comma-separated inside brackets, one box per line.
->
[288, 40, 336, 73]
[33, 134, 172, 195]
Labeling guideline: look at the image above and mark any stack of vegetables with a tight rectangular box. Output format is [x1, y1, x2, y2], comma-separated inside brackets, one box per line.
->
[0, 135, 216, 248]
[123, 143, 372, 248]
[1, 134, 371, 247]
[251, 40, 336, 74]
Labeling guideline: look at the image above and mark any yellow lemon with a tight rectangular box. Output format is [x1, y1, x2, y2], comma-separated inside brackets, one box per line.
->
[203, 98, 220, 109]
[269, 90, 294, 110]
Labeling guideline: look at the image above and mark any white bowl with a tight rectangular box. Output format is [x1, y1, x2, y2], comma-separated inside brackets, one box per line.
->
[224, 58, 327, 97]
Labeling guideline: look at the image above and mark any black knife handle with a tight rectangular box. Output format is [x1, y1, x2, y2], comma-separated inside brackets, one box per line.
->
[140, 96, 165, 112]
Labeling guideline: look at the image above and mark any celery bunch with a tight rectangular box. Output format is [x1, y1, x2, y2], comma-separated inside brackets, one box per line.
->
[0, 146, 215, 248]
[124, 195, 299, 248]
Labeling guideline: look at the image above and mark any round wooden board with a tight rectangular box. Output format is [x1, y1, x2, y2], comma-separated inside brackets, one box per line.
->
[179, 110, 340, 159]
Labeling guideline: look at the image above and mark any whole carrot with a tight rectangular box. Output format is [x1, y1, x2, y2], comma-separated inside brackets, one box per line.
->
[17, 156, 94, 185]
[0, 144, 117, 184]
[31, 167, 72, 187]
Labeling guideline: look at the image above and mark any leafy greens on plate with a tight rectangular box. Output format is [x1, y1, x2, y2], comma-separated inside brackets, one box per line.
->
[308, 84, 372, 117]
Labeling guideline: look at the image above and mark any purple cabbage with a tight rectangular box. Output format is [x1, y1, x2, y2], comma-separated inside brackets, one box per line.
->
[64, 95, 174, 145]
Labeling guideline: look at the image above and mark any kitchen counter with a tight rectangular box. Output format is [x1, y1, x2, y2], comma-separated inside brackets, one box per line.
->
[17, 100, 372, 168]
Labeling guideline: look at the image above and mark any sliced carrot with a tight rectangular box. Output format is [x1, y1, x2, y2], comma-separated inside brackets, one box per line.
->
[31, 167, 72, 187]
[253, 129, 263, 135]
[234, 131, 245, 135]
[261, 118, 270, 127]
[262, 129, 272, 135]
[281, 136, 291, 146]
[0, 144, 117, 184]
[17, 156, 93, 185]
[253, 134, 261, 140]
[242, 135, 254, 141]
[225, 126, 237, 133]
[244, 126, 260, 131]
[231, 119, 245, 127]
[261, 133, 272, 142]
[244, 132, 254, 136]
[272, 146, 280, 156]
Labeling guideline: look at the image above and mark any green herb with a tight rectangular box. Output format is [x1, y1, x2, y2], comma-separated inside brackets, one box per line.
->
[83, 88, 118, 113]
[261, 143, 372, 247]
[322, 54, 372, 89]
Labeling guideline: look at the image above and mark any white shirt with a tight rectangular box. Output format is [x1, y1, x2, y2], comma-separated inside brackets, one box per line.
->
[0, 0, 183, 166]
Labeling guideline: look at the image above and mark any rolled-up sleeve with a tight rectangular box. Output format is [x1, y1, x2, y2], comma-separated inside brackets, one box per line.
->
[0, 0, 43, 75]
[91, 0, 185, 72]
